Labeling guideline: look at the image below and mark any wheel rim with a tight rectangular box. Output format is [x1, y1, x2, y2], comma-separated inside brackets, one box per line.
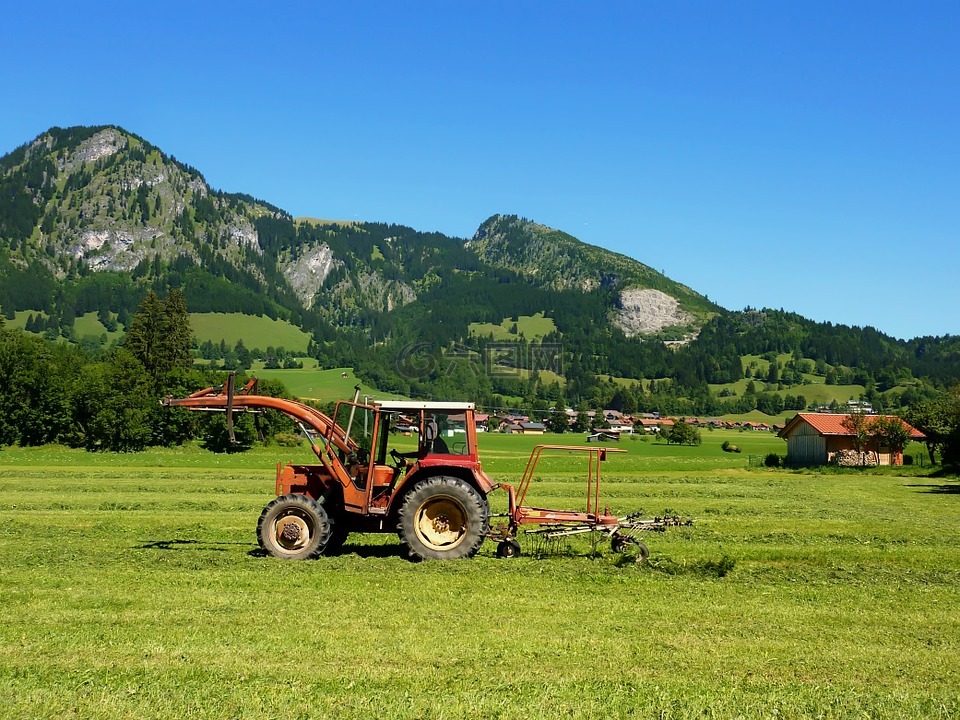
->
[414, 495, 467, 551]
[274, 511, 313, 551]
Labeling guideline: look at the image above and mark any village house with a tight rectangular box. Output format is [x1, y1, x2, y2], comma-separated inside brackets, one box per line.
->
[504, 421, 546, 435]
[635, 418, 663, 433]
[608, 417, 634, 434]
[778, 413, 924, 466]
[517, 421, 546, 435]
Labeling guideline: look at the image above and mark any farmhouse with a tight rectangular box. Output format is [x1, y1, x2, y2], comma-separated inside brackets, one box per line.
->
[636, 418, 664, 433]
[516, 421, 546, 435]
[778, 413, 924, 466]
[502, 421, 546, 435]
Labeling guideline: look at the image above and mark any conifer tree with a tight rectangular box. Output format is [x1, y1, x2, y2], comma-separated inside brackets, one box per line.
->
[124, 290, 192, 381]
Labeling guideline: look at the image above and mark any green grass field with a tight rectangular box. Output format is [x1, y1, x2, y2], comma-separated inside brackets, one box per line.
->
[469, 312, 558, 341]
[252, 366, 406, 402]
[597, 373, 648, 390]
[189, 313, 313, 353]
[7, 310, 42, 330]
[1, 430, 957, 718]
[74, 311, 125, 344]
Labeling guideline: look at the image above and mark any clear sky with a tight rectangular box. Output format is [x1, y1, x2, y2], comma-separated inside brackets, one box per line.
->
[2, 1, 957, 340]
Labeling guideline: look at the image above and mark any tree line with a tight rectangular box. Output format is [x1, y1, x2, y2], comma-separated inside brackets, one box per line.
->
[0, 291, 294, 453]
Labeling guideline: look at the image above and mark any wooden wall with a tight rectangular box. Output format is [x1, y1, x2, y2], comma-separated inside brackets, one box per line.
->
[784, 422, 826, 465]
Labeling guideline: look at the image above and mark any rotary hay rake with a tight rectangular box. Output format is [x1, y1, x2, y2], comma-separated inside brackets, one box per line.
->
[491, 445, 693, 561]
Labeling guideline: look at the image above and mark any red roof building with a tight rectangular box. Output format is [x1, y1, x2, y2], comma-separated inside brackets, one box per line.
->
[778, 413, 924, 466]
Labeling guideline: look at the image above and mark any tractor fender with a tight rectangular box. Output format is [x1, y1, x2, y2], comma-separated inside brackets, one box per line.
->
[390, 465, 492, 513]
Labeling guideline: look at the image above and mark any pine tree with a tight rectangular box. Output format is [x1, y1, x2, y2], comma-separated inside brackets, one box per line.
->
[161, 289, 192, 373]
[124, 290, 192, 381]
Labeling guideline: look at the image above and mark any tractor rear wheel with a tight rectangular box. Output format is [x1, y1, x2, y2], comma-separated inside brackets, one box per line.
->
[398, 476, 488, 561]
[257, 494, 332, 560]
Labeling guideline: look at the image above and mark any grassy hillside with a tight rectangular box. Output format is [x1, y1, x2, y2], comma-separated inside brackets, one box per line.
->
[710, 378, 867, 405]
[0, 439, 954, 717]
[598, 374, 648, 390]
[189, 313, 313, 353]
[7, 311, 37, 330]
[514, 367, 566, 386]
[73, 311, 125, 344]
[469, 312, 558, 341]
[249, 366, 406, 402]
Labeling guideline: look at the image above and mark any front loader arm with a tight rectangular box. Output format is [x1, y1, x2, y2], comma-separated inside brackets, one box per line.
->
[164, 380, 357, 455]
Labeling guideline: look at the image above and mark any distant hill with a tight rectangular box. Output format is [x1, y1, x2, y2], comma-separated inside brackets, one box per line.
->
[468, 214, 719, 336]
[0, 125, 716, 340]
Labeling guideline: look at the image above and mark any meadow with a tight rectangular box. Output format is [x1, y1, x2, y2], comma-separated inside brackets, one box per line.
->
[468, 312, 558, 341]
[189, 313, 314, 353]
[0, 431, 957, 718]
[248, 364, 405, 403]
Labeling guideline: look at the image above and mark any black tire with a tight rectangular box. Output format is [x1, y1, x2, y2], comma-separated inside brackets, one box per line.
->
[257, 494, 332, 560]
[611, 534, 629, 553]
[635, 540, 650, 561]
[397, 476, 489, 561]
[496, 539, 521, 559]
[611, 534, 650, 562]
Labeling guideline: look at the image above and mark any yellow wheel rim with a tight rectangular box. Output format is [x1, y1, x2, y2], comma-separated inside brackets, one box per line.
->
[274, 513, 311, 551]
[414, 496, 467, 551]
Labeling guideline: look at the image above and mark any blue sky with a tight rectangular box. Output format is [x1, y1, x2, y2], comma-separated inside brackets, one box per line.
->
[2, 1, 957, 339]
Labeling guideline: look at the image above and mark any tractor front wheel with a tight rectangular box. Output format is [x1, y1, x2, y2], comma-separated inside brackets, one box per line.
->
[398, 476, 488, 561]
[257, 494, 332, 560]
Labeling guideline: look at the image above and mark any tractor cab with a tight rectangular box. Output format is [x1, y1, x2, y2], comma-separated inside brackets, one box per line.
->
[327, 400, 488, 514]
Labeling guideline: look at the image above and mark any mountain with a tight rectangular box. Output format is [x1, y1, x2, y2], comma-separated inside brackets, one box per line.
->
[0, 125, 712, 339]
[0, 125, 304, 325]
[468, 214, 719, 336]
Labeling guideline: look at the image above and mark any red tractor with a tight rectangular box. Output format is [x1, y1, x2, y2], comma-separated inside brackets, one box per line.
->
[166, 376, 688, 561]
[165, 377, 495, 561]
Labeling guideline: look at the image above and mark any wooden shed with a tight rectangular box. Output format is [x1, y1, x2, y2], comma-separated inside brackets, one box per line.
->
[778, 413, 924, 466]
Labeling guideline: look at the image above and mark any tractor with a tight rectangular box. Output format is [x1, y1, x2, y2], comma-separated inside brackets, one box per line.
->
[165, 375, 690, 561]
[165, 376, 495, 561]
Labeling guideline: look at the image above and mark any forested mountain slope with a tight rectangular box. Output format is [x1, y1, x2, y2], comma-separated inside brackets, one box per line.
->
[0, 125, 710, 341]
[469, 214, 719, 336]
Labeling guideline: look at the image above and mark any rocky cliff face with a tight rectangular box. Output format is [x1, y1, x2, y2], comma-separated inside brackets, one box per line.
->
[613, 288, 693, 337]
[282, 243, 338, 308]
[12, 127, 265, 278]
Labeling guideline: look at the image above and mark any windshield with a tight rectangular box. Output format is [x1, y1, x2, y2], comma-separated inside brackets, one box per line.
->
[425, 412, 470, 456]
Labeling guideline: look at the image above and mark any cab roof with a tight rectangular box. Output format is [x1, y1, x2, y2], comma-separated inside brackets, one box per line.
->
[373, 400, 475, 411]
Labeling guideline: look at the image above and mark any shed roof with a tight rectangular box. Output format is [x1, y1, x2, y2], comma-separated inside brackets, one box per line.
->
[779, 413, 925, 439]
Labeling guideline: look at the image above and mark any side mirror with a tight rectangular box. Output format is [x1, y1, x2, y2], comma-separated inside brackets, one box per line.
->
[424, 419, 438, 442]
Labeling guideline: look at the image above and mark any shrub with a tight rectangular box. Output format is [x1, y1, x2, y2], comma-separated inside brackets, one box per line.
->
[273, 432, 303, 447]
[764, 453, 781, 467]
